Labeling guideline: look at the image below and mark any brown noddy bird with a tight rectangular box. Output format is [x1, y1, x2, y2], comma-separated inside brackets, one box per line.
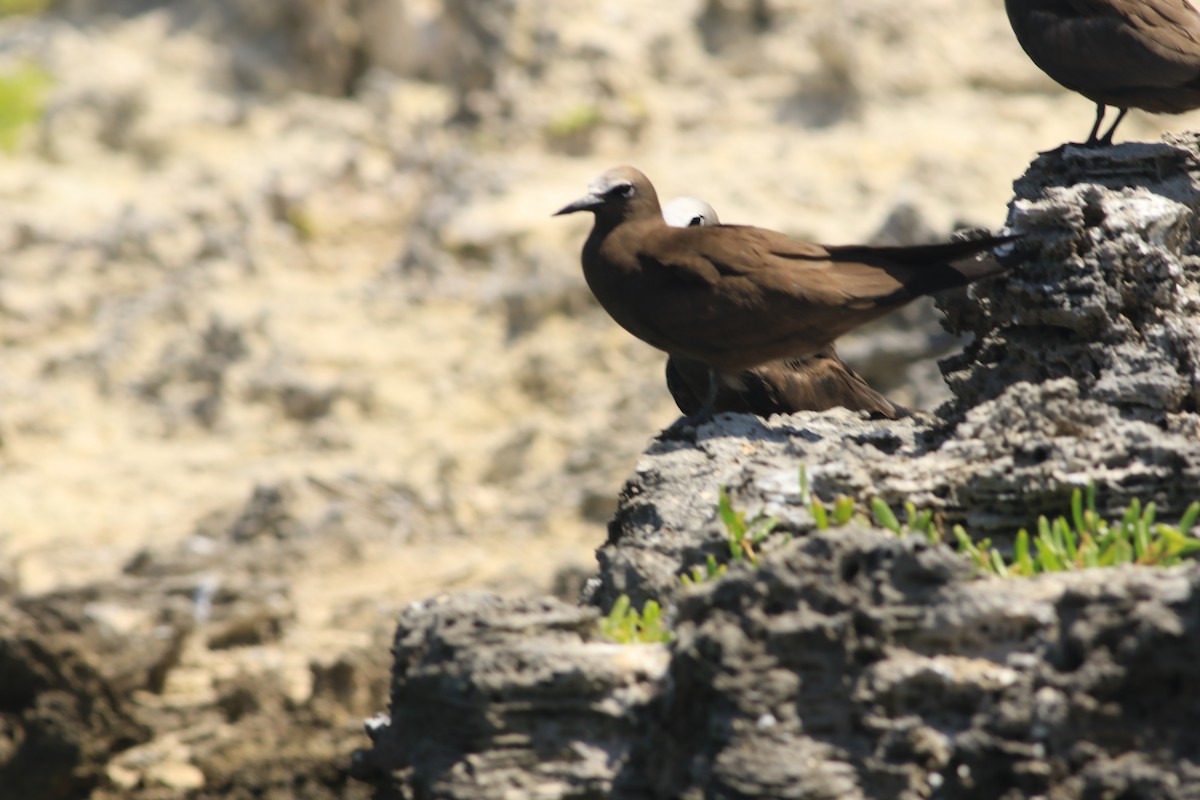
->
[661, 196, 905, 420]
[665, 345, 906, 419]
[555, 166, 1012, 421]
[1005, 0, 1200, 145]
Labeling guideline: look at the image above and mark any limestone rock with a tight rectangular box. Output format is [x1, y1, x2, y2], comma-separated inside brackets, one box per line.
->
[352, 593, 667, 798]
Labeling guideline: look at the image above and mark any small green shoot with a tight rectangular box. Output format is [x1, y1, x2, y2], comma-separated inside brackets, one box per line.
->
[868, 497, 941, 543]
[600, 595, 673, 644]
[833, 495, 856, 526]
[802, 464, 859, 531]
[681, 553, 727, 586]
[717, 485, 777, 565]
[681, 486, 781, 587]
[870, 497, 901, 534]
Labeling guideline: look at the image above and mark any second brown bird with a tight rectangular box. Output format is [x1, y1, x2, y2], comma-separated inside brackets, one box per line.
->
[661, 196, 904, 420]
[556, 166, 1013, 420]
[1006, 0, 1200, 145]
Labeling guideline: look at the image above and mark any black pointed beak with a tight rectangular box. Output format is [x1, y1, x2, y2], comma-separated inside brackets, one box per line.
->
[553, 193, 603, 216]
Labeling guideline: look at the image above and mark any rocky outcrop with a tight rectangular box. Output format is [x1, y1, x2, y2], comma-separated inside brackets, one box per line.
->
[352, 594, 666, 798]
[593, 136, 1200, 611]
[354, 140, 1200, 798]
[357, 531, 1200, 799]
[649, 531, 1200, 798]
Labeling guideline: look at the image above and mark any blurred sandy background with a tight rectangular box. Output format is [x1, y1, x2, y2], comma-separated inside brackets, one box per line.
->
[2, 0, 1199, 669]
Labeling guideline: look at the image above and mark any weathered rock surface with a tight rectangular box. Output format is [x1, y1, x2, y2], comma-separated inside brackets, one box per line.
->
[354, 141, 1200, 798]
[353, 593, 667, 798]
[650, 531, 1200, 799]
[358, 531, 1200, 799]
[0, 501, 392, 800]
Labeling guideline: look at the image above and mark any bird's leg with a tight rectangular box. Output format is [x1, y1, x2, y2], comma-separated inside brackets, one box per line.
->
[697, 366, 719, 419]
[1084, 103, 1106, 146]
[664, 367, 719, 435]
[1097, 107, 1129, 146]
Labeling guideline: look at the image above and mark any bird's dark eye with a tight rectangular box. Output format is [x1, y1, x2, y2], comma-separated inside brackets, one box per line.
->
[687, 215, 704, 227]
[606, 182, 634, 199]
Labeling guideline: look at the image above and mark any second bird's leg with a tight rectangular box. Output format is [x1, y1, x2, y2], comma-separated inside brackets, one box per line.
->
[664, 367, 719, 435]
[1084, 103, 1106, 146]
[697, 366, 719, 419]
[1097, 107, 1129, 146]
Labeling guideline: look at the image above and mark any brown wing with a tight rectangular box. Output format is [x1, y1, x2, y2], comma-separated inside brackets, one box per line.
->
[631, 226, 1005, 371]
[627, 226, 895, 369]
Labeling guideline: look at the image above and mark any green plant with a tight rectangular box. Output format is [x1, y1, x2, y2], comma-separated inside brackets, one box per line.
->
[955, 484, 1200, 577]
[717, 485, 778, 565]
[681, 486, 781, 586]
[680, 553, 727, 586]
[870, 497, 941, 543]
[689, 467, 918, 588]
[0, 60, 50, 153]
[600, 594, 673, 644]
[800, 464, 857, 531]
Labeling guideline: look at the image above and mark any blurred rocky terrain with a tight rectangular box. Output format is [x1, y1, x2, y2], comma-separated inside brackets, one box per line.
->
[3, 0, 1200, 796]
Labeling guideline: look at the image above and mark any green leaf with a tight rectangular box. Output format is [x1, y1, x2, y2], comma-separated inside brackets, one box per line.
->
[833, 496, 855, 526]
[1142, 501, 1157, 528]
[748, 515, 778, 544]
[812, 497, 829, 530]
[729, 536, 744, 562]
[954, 526, 993, 572]
[1179, 502, 1200, 536]
[601, 595, 674, 644]
[1015, 528, 1034, 575]
[1058, 517, 1078, 563]
[1134, 519, 1151, 560]
[871, 498, 901, 535]
[718, 487, 742, 538]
